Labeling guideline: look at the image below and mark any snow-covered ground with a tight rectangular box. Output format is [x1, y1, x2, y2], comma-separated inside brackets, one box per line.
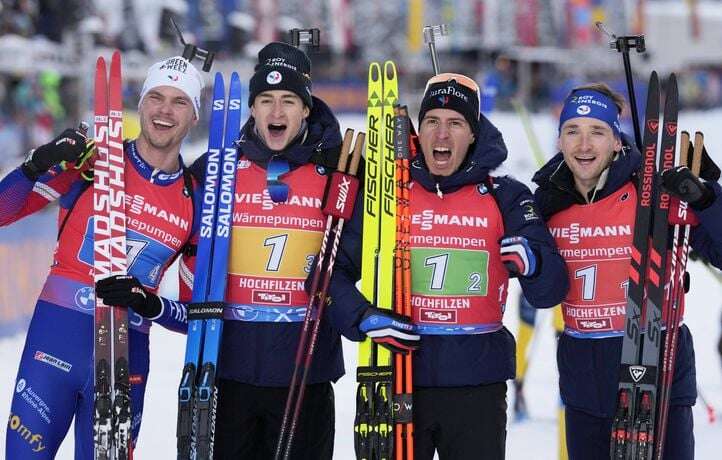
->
[1, 111, 721, 458]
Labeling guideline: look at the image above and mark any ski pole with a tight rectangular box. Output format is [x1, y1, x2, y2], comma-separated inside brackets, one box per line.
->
[393, 105, 414, 460]
[275, 130, 364, 460]
[696, 384, 716, 424]
[274, 129, 354, 459]
[654, 131, 703, 459]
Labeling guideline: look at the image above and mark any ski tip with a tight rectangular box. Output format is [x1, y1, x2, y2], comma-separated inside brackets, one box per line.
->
[384, 60, 397, 79]
[214, 72, 224, 86]
[368, 62, 381, 81]
[96, 56, 107, 71]
[230, 72, 242, 91]
[111, 50, 121, 65]
[668, 73, 678, 90]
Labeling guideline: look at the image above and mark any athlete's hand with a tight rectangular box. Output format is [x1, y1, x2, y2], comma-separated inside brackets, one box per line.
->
[358, 306, 419, 355]
[95, 275, 162, 319]
[500, 236, 538, 278]
[662, 166, 715, 210]
[22, 128, 93, 179]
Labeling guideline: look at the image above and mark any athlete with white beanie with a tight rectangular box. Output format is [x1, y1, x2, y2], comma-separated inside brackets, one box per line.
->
[1, 54, 205, 458]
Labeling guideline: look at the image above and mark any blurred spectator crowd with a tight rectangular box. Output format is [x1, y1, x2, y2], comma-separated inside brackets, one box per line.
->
[2, 0, 722, 173]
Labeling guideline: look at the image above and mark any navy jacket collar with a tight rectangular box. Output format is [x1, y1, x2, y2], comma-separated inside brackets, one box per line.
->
[237, 96, 342, 169]
[126, 140, 184, 185]
[532, 134, 641, 203]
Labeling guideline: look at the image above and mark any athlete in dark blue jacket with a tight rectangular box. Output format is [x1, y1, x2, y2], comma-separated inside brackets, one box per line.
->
[328, 73, 568, 459]
[181, 42, 357, 459]
[533, 82, 722, 460]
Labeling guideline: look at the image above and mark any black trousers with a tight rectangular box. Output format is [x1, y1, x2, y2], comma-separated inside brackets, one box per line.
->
[213, 379, 335, 460]
[565, 404, 694, 460]
[413, 382, 508, 460]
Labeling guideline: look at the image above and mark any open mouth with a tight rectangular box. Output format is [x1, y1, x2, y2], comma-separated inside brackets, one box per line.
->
[152, 118, 175, 130]
[574, 155, 596, 167]
[268, 123, 287, 138]
[432, 147, 452, 165]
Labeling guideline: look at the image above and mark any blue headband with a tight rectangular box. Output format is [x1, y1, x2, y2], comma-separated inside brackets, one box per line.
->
[559, 89, 621, 136]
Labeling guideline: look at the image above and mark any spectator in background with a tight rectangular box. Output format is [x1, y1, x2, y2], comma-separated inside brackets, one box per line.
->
[480, 54, 517, 112]
[0, 0, 38, 37]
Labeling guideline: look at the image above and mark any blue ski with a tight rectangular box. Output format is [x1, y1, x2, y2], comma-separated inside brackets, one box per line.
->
[193, 72, 241, 459]
[177, 72, 242, 460]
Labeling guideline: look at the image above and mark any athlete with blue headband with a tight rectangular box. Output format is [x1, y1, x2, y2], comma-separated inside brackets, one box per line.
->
[558, 89, 621, 137]
[532, 82, 722, 459]
[556, 87, 624, 201]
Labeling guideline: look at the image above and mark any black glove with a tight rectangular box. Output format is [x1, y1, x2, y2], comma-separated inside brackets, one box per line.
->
[22, 128, 91, 180]
[95, 275, 162, 319]
[358, 306, 420, 355]
[681, 141, 721, 182]
[661, 166, 715, 210]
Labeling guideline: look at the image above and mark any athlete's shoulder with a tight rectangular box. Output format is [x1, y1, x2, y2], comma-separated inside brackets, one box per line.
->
[486, 175, 544, 228]
[489, 174, 532, 194]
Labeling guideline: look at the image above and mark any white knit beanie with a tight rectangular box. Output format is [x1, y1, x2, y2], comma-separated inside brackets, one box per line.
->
[139, 56, 204, 118]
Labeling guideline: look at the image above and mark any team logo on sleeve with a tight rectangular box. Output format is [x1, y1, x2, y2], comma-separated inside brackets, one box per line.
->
[520, 199, 539, 222]
[74, 287, 96, 311]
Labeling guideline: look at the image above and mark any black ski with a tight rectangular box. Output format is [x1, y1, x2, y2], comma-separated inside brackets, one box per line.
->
[611, 73, 679, 460]
[611, 71, 660, 460]
[633, 73, 677, 460]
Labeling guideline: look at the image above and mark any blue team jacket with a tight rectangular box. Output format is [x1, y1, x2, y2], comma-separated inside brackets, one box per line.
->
[188, 96, 349, 387]
[328, 113, 569, 387]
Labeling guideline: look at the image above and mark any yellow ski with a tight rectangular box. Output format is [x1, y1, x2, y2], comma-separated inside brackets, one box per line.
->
[355, 60, 398, 460]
